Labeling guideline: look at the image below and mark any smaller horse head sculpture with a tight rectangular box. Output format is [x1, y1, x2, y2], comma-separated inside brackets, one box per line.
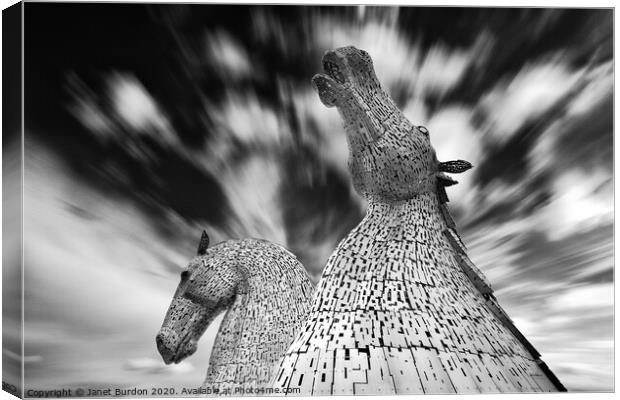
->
[157, 231, 314, 388]
[156, 231, 238, 365]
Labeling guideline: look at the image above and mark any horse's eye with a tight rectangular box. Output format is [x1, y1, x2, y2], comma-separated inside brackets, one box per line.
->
[418, 126, 429, 136]
[183, 290, 201, 303]
[180, 270, 190, 281]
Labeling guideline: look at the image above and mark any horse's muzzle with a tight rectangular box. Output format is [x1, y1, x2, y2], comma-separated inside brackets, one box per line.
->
[156, 328, 179, 365]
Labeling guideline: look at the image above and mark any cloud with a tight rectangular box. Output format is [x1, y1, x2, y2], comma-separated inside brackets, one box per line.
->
[528, 60, 612, 176]
[550, 283, 613, 312]
[479, 58, 582, 144]
[211, 154, 287, 244]
[67, 73, 117, 138]
[3, 349, 42, 364]
[413, 44, 472, 97]
[285, 87, 363, 213]
[205, 30, 253, 80]
[463, 222, 527, 289]
[124, 357, 194, 374]
[197, 92, 296, 244]
[68, 72, 182, 159]
[567, 60, 613, 116]
[108, 74, 164, 131]
[530, 167, 612, 241]
[207, 92, 287, 151]
[23, 141, 214, 388]
[423, 106, 483, 207]
[464, 222, 613, 391]
[524, 60, 612, 241]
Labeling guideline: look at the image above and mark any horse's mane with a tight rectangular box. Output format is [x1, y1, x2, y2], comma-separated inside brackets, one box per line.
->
[201, 238, 314, 389]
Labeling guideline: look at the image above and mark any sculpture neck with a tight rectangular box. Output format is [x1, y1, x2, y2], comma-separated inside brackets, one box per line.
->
[364, 192, 445, 232]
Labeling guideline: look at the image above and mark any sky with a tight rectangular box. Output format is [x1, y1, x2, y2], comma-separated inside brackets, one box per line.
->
[9, 3, 613, 393]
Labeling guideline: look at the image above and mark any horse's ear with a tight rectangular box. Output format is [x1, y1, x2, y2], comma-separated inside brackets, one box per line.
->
[439, 160, 473, 174]
[197, 230, 210, 255]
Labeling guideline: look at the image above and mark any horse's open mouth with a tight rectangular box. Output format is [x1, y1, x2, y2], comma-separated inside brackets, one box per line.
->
[312, 62, 343, 88]
[171, 333, 196, 364]
[322, 59, 346, 84]
[157, 331, 196, 365]
[311, 50, 351, 107]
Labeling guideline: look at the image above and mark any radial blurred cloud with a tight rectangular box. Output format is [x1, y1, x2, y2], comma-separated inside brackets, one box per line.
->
[20, 3, 613, 392]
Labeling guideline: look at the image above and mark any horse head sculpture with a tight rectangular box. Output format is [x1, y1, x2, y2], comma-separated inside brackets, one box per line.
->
[270, 46, 564, 394]
[157, 231, 314, 389]
[312, 45, 471, 203]
[156, 231, 238, 365]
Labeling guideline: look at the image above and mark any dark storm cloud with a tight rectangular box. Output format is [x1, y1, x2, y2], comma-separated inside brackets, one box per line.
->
[279, 149, 364, 277]
[438, 9, 611, 103]
[552, 94, 613, 172]
[510, 224, 613, 287]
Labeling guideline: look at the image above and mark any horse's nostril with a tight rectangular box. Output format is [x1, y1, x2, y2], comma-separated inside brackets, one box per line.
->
[156, 333, 175, 364]
[156, 334, 166, 351]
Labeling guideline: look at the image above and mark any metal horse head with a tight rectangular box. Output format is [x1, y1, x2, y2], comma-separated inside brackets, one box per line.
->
[155, 231, 239, 365]
[312, 46, 471, 202]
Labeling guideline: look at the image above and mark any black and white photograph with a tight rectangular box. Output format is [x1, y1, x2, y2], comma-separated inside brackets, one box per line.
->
[2, 1, 614, 396]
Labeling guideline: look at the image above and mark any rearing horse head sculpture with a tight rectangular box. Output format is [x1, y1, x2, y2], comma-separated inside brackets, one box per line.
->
[312, 46, 471, 203]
